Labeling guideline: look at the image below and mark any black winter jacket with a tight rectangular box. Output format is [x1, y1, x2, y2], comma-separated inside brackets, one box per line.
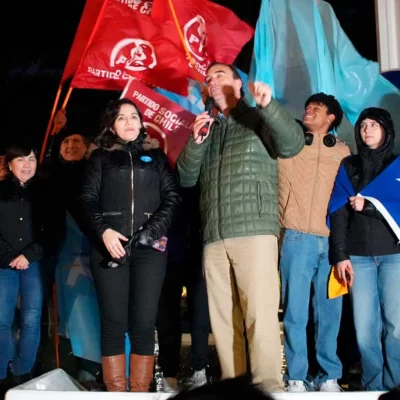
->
[41, 159, 89, 255]
[0, 175, 46, 267]
[329, 107, 400, 264]
[80, 136, 181, 247]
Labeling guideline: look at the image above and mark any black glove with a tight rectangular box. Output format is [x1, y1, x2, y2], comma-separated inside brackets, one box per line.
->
[131, 228, 156, 249]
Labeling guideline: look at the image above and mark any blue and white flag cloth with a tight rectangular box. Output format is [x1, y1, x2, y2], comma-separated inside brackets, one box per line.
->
[328, 156, 400, 241]
[55, 213, 102, 363]
[155, 71, 249, 116]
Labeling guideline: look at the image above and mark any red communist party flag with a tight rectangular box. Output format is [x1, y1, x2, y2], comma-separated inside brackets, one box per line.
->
[121, 79, 195, 166]
[151, 0, 254, 79]
[70, 0, 190, 94]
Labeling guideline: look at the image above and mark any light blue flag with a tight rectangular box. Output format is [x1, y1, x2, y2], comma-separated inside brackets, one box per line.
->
[250, 0, 400, 151]
[156, 80, 206, 115]
[55, 213, 101, 363]
[250, 0, 275, 97]
[55, 214, 131, 364]
[155, 71, 249, 115]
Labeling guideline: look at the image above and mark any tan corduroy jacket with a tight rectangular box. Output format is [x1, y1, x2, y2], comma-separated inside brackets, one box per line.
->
[278, 133, 351, 237]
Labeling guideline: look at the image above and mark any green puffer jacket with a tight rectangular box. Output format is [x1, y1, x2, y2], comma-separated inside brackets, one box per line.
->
[177, 98, 305, 245]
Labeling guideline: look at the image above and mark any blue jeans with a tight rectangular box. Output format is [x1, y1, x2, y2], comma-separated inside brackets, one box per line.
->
[350, 255, 400, 391]
[0, 262, 44, 379]
[280, 230, 342, 386]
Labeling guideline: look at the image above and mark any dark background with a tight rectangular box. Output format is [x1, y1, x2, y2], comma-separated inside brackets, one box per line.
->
[2, 0, 378, 149]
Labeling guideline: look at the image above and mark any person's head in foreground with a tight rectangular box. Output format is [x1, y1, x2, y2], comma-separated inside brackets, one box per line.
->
[170, 376, 275, 400]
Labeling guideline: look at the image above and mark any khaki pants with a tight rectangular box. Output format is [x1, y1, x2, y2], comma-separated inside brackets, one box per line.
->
[204, 235, 283, 391]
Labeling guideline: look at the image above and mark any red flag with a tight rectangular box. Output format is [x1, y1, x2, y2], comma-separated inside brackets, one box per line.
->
[121, 79, 195, 166]
[61, 0, 104, 83]
[151, 0, 254, 79]
[70, 0, 190, 94]
[62, 0, 154, 83]
[115, 0, 153, 15]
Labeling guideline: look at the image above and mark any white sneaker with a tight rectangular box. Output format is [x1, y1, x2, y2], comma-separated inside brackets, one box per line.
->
[286, 380, 307, 392]
[319, 379, 343, 392]
[162, 377, 179, 393]
[186, 369, 207, 389]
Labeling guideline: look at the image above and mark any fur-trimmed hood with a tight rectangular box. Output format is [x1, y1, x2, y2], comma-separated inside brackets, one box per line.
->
[86, 133, 160, 158]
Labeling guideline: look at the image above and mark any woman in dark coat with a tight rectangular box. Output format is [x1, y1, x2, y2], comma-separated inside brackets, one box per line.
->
[0, 144, 45, 389]
[80, 98, 181, 392]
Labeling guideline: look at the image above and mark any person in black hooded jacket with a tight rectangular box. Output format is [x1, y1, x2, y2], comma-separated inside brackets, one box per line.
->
[329, 107, 400, 391]
[80, 98, 181, 393]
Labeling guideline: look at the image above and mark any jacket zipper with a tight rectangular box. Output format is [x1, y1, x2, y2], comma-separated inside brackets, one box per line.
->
[257, 181, 262, 218]
[218, 121, 227, 239]
[308, 133, 321, 232]
[128, 150, 135, 237]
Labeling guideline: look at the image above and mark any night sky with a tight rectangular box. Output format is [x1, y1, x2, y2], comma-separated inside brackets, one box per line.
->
[2, 0, 378, 148]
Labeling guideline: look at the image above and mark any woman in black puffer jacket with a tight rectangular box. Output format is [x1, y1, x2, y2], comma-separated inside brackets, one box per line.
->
[80, 98, 181, 393]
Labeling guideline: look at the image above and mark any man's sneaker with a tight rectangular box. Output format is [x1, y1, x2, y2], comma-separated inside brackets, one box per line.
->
[162, 377, 179, 393]
[186, 369, 207, 389]
[286, 380, 307, 392]
[319, 379, 343, 392]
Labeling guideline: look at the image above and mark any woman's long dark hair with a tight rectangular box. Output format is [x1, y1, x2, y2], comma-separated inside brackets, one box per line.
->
[95, 98, 146, 149]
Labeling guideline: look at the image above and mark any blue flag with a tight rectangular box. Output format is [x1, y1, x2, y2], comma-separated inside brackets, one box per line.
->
[328, 156, 400, 241]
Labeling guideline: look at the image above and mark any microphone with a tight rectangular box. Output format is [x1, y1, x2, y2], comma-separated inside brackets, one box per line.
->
[199, 96, 216, 137]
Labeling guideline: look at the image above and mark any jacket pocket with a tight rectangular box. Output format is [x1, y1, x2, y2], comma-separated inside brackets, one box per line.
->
[256, 181, 262, 217]
[102, 212, 122, 216]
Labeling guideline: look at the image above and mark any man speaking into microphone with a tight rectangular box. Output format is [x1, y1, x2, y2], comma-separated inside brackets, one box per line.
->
[177, 62, 304, 392]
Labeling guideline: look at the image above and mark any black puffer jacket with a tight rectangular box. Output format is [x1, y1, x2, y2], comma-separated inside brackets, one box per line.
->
[0, 175, 46, 267]
[329, 107, 400, 264]
[80, 135, 181, 247]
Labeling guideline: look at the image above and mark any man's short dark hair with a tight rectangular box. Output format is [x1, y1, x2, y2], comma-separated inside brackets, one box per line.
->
[305, 92, 344, 132]
[206, 62, 245, 98]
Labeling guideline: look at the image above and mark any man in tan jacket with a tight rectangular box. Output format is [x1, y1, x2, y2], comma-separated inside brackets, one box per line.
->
[278, 93, 351, 392]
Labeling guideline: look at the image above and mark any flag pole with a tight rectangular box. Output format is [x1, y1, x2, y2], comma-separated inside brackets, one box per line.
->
[61, 87, 73, 110]
[40, 84, 63, 162]
[39, 0, 108, 163]
[167, 0, 205, 87]
[39, 86, 74, 163]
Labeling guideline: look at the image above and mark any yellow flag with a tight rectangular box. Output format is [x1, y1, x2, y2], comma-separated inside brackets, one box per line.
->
[328, 266, 348, 299]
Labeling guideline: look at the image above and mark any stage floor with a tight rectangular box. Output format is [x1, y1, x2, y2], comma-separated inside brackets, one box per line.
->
[6, 389, 387, 400]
